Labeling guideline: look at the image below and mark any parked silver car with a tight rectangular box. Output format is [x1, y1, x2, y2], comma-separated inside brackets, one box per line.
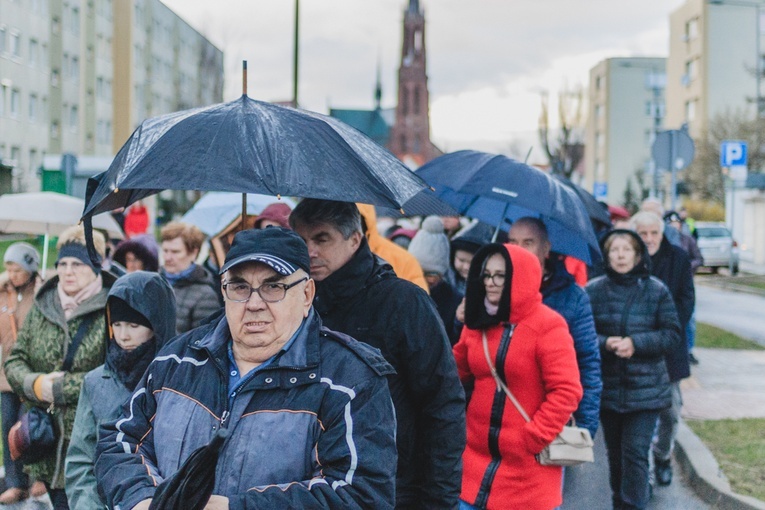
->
[694, 221, 739, 274]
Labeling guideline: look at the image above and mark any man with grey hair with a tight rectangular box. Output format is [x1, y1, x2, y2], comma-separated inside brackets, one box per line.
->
[631, 211, 694, 488]
[96, 227, 398, 509]
[290, 199, 466, 509]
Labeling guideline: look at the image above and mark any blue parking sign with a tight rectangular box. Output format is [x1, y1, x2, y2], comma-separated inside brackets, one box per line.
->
[720, 140, 748, 167]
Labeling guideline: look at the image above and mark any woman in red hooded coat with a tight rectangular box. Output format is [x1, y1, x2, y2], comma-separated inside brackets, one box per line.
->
[454, 243, 582, 510]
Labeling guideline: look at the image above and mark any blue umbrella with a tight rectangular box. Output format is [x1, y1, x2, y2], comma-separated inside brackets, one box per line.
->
[416, 151, 601, 264]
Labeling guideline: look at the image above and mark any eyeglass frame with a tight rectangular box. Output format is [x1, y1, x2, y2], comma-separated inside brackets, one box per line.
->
[222, 276, 309, 303]
[481, 272, 506, 286]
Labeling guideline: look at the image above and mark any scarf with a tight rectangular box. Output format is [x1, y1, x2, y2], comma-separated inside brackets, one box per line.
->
[484, 296, 499, 316]
[57, 274, 103, 319]
[163, 263, 197, 286]
[105, 338, 157, 391]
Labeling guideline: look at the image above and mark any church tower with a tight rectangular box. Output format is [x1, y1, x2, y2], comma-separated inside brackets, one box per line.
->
[388, 0, 440, 166]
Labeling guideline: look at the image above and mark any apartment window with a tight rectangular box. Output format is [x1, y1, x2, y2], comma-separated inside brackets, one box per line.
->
[645, 101, 652, 116]
[596, 132, 604, 149]
[29, 39, 38, 66]
[29, 149, 38, 174]
[594, 104, 603, 118]
[0, 85, 6, 116]
[10, 147, 20, 166]
[71, 7, 80, 35]
[96, 77, 104, 98]
[69, 105, 78, 128]
[685, 59, 698, 80]
[51, 120, 60, 138]
[596, 161, 605, 179]
[595, 76, 602, 91]
[10, 89, 20, 117]
[685, 18, 698, 40]
[645, 129, 654, 147]
[71, 56, 79, 80]
[0, 27, 6, 54]
[685, 99, 697, 121]
[29, 94, 37, 121]
[51, 69, 60, 87]
[10, 32, 20, 57]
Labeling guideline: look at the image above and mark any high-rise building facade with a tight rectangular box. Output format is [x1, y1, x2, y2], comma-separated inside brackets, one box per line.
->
[584, 57, 667, 206]
[666, 0, 764, 138]
[0, 0, 223, 193]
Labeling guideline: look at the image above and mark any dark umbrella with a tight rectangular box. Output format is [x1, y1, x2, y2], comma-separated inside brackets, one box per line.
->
[552, 175, 612, 227]
[375, 188, 459, 218]
[81, 95, 427, 219]
[148, 428, 229, 510]
[416, 150, 601, 264]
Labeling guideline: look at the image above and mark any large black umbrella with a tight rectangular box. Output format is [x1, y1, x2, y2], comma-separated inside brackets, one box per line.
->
[416, 151, 601, 264]
[375, 188, 459, 218]
[148, 428, 228, 510]
[81, 94, 427, 218]
[552, 175, 612, 228]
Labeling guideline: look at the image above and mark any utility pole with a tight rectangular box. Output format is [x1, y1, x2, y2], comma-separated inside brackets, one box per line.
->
[292, 0, 300, 108]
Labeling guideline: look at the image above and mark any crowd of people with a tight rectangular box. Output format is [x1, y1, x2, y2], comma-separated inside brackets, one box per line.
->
[0, 195, 701, 510]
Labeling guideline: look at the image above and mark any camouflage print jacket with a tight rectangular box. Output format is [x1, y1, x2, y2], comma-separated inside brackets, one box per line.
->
[4, 272, 114, 489]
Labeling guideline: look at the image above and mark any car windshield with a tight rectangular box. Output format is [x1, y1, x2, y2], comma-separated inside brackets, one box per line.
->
[697, 227, 730, 238]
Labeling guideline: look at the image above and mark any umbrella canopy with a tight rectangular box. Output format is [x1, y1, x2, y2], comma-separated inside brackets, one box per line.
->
[416, 151, 601, 264]
[0, 192, 124, 278]
[148, 428, 228, 510]
[0, 192, 123, 239]
[375, 188, 459, 219]
[553, 175, 612, 227]
[180, 192, 297, 236]
[81, 95, 427, 219]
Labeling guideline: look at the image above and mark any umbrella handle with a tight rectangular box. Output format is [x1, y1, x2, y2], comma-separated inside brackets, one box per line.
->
[493, 202, 511, 242]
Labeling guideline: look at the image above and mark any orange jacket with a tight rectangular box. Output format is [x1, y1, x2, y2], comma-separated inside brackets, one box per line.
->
[356, 204, 428, 293]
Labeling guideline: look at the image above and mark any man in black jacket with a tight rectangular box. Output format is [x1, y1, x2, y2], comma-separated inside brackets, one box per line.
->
[291, 199, 466, 509]
[632, 211, 694, 488]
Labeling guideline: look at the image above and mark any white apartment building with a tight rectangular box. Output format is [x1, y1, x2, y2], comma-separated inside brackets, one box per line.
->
[584, 57, 667, 206]
[666, 0, 765, 136]
[0, 0, 223, 194]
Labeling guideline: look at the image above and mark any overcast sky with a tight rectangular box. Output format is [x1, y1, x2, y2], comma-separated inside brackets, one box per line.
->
[161, 0, 686, 163]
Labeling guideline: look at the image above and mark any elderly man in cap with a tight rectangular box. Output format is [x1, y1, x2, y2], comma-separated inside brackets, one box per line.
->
[96, 227, 397, 510]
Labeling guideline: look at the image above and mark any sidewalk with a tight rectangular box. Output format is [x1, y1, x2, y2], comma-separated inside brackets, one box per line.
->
[676, 347, 765, 510]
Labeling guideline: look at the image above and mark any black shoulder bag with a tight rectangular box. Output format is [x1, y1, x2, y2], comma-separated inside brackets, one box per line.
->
[9, 315, 96, 463]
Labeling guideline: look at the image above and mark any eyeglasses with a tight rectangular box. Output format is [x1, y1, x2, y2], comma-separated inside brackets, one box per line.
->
[481, 273, 506, 286]
[222, 276, 308, 303]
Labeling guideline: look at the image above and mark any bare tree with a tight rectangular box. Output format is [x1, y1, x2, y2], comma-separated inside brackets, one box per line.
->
[538, 86, 586, 179]
[686, 109, 764, 203]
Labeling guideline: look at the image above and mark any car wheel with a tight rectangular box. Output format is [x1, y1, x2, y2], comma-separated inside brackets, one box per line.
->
[711, 266, 719, 274]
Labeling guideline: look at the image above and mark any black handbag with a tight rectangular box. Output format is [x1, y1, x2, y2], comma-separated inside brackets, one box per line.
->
[8, 316, 95, 463]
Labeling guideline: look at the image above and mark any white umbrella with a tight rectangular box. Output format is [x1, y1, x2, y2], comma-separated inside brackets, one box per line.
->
[180, 192, 297, 236]
[0, 192, 124, 277]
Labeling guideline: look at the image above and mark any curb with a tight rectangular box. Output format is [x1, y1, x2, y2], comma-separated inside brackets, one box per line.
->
[675, 420, 765, 510]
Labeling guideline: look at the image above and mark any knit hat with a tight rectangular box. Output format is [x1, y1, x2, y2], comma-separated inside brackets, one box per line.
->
[255, 203, 292, 229]
[3, 242, 40, 274]
[108, 296, 152, 330]
[408, 216, 450, 275]
[57, 241, 100, 274]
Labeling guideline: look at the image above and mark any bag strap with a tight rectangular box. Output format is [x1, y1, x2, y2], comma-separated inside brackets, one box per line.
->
[63, 315, 96, 372]
[481, 329, 532, 423]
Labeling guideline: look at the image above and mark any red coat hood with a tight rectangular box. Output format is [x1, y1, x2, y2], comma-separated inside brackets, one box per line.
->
[464, 243, 543, 329]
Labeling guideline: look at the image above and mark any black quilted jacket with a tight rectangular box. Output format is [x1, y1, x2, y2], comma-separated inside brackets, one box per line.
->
[585, 230, 683, 413]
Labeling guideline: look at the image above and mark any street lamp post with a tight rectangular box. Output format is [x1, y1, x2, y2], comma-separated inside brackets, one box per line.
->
[293, 0, 300, 108]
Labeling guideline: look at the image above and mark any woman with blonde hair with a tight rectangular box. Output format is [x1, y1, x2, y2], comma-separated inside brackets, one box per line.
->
[5, 226, 114, 509]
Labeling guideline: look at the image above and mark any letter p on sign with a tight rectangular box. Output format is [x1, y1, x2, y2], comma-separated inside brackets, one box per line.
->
[720, 141, 748, 167]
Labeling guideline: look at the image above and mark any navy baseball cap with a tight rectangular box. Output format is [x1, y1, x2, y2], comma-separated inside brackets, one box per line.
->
[220, 227, 310, 277]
